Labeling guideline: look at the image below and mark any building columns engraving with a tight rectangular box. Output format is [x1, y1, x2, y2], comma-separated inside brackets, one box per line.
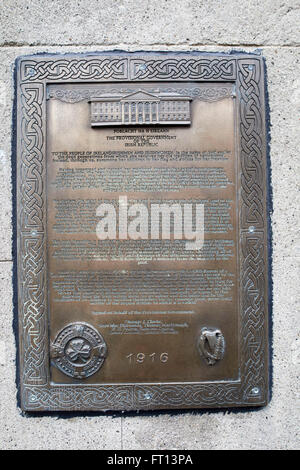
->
[121, 102, 125, 123]
[90, 93, 191, 125]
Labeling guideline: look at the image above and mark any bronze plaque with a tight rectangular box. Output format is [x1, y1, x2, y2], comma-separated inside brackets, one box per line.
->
[15, 53, 269, 411]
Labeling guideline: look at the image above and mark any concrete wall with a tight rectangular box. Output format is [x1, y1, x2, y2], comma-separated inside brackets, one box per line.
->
[0, 0, 299, 450]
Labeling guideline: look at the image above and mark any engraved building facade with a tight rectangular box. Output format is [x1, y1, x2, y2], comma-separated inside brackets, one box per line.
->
[90, 90, 192, 126]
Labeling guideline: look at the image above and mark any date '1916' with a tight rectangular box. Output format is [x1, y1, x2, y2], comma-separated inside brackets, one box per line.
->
[126, 352, 169, 364]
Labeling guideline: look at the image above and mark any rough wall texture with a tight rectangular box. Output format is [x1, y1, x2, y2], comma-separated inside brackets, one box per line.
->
[0, 0, 299, 450]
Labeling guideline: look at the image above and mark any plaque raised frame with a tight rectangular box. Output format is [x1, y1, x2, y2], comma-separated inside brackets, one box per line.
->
[15, 52, 269, 411]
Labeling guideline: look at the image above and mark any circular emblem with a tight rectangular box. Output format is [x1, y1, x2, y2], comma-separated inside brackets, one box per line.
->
[50, 323, 107, 379]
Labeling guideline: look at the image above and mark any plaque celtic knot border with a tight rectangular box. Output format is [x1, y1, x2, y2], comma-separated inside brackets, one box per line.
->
[15, 52, 269, 411]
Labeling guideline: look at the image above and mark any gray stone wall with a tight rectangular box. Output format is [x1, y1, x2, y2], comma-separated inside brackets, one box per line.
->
[0, 0, 299, 450]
